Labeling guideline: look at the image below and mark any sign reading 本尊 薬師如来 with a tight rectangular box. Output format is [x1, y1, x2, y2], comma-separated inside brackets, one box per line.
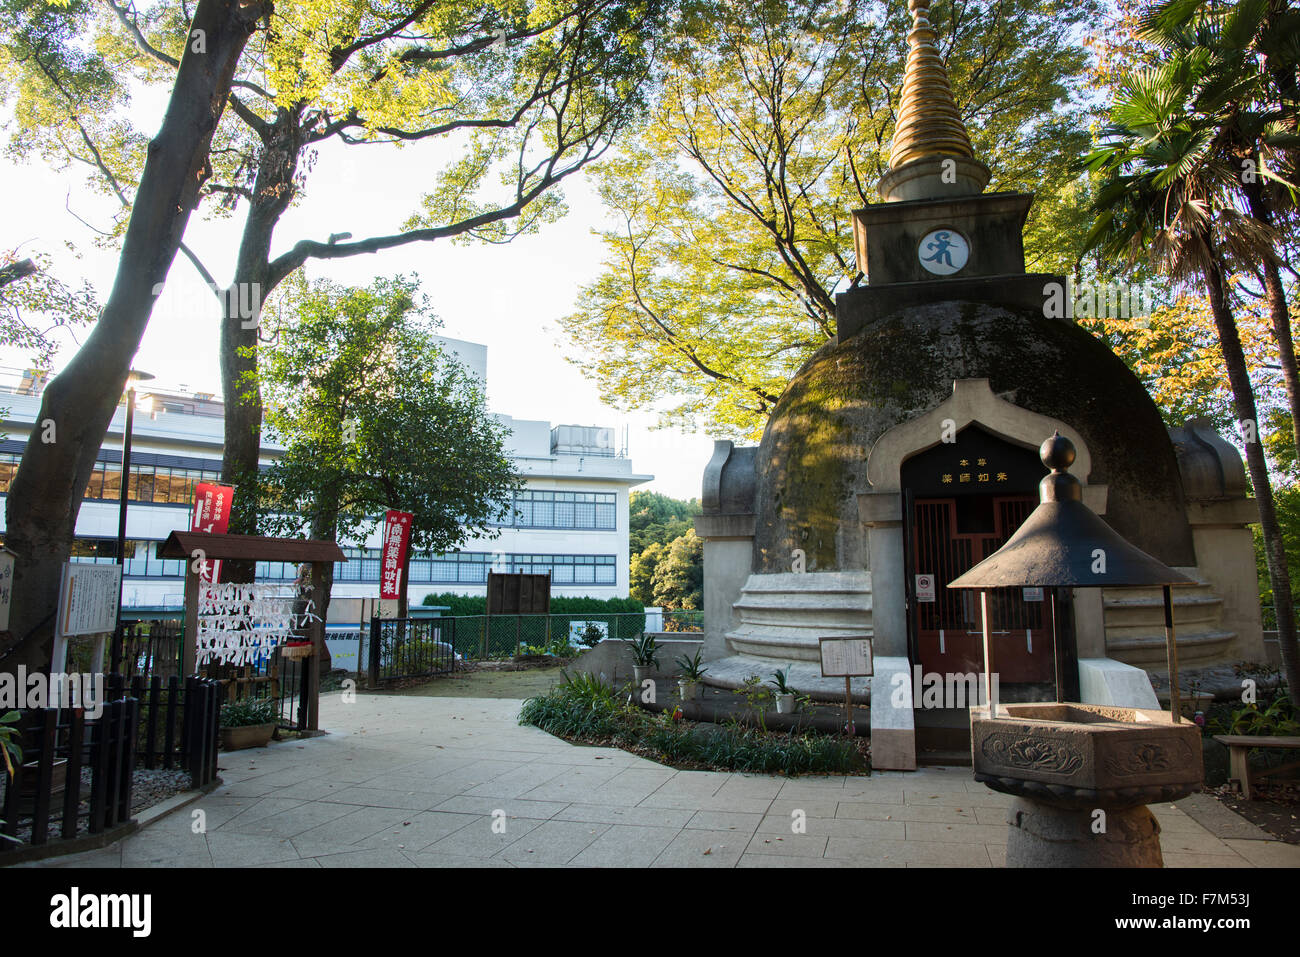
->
[819, 636, 873, 678]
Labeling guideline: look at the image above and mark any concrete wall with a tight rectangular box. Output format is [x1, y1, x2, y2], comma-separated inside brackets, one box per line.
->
[1187, 501, 1266, 664]
[699, 533, 751, 661]
[566, 636, 705, 690]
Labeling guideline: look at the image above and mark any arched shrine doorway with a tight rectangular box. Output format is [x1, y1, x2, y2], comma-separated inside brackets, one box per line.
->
[900, 425, 1055, 693]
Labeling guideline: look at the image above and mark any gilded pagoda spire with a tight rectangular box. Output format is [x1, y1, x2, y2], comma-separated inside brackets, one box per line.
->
[877, 0, 990, 202]
[890, 0, 973, 167]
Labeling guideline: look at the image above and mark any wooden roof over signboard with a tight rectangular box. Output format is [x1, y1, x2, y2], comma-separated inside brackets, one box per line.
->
[157, 531, 346, 563]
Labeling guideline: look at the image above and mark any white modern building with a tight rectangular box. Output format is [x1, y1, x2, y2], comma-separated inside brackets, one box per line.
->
[0, 339, 652, 626]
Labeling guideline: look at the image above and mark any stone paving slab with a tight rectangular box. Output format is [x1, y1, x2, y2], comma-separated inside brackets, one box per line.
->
[14, 694, 1299, 869]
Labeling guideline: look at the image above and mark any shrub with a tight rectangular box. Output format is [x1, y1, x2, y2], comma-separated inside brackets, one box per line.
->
[220, 697, 278, 728]
[518, 682, 865, 775]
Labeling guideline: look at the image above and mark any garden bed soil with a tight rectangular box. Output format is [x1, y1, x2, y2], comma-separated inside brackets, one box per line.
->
[0, 766, 193, 848]
[1205, 779, 1300, 843]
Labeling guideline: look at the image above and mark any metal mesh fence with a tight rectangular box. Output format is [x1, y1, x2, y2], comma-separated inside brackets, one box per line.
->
[432, 610, 703, 660]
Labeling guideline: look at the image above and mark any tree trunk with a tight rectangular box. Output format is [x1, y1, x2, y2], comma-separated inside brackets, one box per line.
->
[306, 510, 337, 674]
[1201, 234, 1300, 696]
[1241, 173, 1300, 455]
[0, 0, 263, 677]
[221, 109, 303, 581]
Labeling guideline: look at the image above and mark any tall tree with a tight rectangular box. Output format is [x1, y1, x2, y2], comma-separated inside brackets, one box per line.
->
[257, 273, 520, 620]
[3, 0, 664, 551]
[0, 0, 266, 674]
[1086, 51, 1300, 693]
[559, 0, 1102, 438]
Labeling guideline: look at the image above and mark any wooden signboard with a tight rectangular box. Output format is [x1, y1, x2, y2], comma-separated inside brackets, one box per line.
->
[819, 636, 873, 737]
[819, 636, 873, 678]
[486, 572, 551, 615]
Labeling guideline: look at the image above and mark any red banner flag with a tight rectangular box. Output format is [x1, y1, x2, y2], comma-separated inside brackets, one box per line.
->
[380, 510, 414, 600]
[190, 482, 234, 582]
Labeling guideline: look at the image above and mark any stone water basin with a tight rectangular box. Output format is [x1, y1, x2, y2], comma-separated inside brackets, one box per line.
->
[970, 702, 1204, 809]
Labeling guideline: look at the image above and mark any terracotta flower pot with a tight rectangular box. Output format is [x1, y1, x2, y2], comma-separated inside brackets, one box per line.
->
[219, 722, 276, 751]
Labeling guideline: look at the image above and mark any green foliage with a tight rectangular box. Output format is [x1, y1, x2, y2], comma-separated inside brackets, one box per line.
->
[625, 632, 659, 667]
[219, 697, 277, 729]
[557, 669, 618, 708]
[577, 622, 606, 649]
[674, 649, 707, 681]
[628, 491, 703, 609]
[629, 490, 700, 553]
[768, 668, 793, 696]
[649, 529, 703, 611]
[519, 634, 580, 658]
[518, 681, 865, 775]
[1228, 694, 1300, 737]
[258, 274, 519, 575]
[734, 673, 773, 712]
[0, 709, 21, 777]
[0, 251, 98, 365]
[558, 0, 1103, 438]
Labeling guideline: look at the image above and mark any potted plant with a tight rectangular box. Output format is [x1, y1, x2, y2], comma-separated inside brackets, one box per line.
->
[626, 633, 659, 684]
[219, 697, 278, 751]
[675, 649, 709, 701]
[769, 668, 797, 714]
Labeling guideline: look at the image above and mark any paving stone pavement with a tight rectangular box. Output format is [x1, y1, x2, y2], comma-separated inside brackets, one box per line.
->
[17, 694, 1300, 869]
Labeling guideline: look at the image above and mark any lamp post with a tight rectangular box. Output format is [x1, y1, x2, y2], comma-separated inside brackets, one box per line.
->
[110, 369, 154, 674]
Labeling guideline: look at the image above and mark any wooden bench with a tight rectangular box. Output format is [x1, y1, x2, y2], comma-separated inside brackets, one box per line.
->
[1214, 735, 1300, 797]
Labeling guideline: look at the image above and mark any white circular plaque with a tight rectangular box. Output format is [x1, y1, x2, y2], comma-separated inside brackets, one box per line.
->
[918, 228, 969, 276]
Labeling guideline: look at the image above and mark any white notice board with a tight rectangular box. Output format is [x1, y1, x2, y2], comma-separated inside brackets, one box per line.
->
[819, 636, 873, 677]
[58, 563, 122, 637]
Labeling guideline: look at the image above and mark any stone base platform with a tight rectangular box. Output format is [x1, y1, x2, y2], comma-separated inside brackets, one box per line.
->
[701, 655, 872, 704]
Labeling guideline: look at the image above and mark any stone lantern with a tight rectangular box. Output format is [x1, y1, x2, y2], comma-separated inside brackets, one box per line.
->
[948, 433, 1204, 867]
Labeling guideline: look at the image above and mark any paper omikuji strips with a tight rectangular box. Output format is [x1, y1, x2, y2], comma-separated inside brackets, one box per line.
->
[195, 582, 319, 666]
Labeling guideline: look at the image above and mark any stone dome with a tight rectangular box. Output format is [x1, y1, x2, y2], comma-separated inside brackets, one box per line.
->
[751, 298, 1197, 574]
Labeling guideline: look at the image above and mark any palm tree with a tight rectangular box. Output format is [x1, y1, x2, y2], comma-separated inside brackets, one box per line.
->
[1139, 0, 1300, 452]
[1086, 53, 1300, 695]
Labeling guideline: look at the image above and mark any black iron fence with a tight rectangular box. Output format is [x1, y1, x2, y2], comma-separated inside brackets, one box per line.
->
[198, 650, 310, 733]
[0, 676, 220, 856]
[105, 674, 224, 775]
[365, 618, 456, 683]
[112, 619, 185, 679]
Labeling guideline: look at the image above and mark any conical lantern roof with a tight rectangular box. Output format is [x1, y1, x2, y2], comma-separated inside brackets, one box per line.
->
[949, 434, 1194, 590]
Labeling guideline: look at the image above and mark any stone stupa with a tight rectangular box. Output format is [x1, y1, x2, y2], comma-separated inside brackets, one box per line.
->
[694, 0, 1263, 767]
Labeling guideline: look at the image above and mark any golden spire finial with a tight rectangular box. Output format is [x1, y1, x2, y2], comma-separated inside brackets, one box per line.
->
[889, 0, 975, 169]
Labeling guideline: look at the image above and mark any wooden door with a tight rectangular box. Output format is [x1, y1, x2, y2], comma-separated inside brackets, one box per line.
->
[909, 494, 1054, 683]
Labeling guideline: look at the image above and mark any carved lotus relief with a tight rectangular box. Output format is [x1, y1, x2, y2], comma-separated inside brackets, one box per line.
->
[980, 733, 1084, 775]
[1103, 740, 1195, 777]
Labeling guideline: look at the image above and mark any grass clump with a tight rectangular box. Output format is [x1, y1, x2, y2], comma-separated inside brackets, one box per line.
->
[519, 672, 867, 776]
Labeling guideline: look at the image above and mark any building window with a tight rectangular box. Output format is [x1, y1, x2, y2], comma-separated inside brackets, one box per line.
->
[0, 453, 226, 505]
[504, 490, 615, 530]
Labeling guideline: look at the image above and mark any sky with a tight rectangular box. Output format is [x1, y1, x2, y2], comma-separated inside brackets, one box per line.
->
[0, 87, 719, 500]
